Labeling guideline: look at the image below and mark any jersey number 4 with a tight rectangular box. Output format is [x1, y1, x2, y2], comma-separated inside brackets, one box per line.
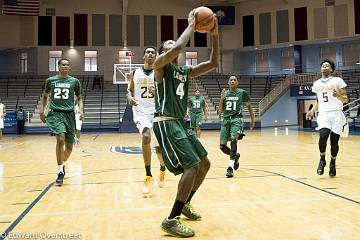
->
[54, 88, 69, 99]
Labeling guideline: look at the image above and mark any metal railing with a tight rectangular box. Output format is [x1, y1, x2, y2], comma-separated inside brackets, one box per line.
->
[258, 72, 344, 115]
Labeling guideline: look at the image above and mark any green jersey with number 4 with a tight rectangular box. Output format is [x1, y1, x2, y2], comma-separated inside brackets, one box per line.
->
[155, 63, 191, 119]
[45, 75, 81, 112]
[222, 88, 250, 118]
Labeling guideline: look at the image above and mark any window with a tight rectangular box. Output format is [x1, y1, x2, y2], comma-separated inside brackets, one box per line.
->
[20, 53, 28, 74]
[343, 44, 360, 66]
[281, 48, 295, 70]
[49, 51, 62, 72]
[256, 51, 269, 72]
[85, 51, 97, 71]
[320, 46, 336, 64]
[185, 52, 198, 66]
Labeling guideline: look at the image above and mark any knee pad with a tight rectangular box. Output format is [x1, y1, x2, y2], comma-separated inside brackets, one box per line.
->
[318, 128, 330, 153]
[330, 132, 340, 157]
[220, 144, 230, 155]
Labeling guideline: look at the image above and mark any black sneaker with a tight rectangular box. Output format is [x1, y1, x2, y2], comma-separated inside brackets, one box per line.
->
[317, 160, 326, 175]
[238, 133, 245, 140]
[226, 167, 233, 178]
[234, 153, 240, 170]
[329, 162, 336, 177]
[55, 172, 65, 186]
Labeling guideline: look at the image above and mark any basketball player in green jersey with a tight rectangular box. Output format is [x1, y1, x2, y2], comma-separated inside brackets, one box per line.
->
[219, 75, 254, 178]
[187, 90, 208, 138]
[40, 59, 84, 186]
[153, 9, 219, 238]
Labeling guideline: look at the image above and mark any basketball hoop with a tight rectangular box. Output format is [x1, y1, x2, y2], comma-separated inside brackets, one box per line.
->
[113, 63, 144, 84]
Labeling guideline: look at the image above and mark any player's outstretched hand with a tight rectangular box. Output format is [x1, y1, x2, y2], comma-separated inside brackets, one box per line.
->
[128, 97, 138, 106]
[209, 15, 218, 35]
[188, 9, 196, 30]
[306, 110, 314, 120]
[332, 88, 340, 98]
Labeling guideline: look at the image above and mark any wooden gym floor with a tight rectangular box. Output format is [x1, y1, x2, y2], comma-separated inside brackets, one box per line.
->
[0, 128, 359, 240]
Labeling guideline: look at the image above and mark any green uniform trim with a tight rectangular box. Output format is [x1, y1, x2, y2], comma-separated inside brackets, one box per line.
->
[153, 119, 207, 175]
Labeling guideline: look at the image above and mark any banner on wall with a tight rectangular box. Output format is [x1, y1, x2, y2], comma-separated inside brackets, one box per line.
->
[290, 84, 315, 97]
[207, 6, 235, 25]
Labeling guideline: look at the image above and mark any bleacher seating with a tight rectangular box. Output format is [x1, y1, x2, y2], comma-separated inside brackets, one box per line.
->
[0, 75, 45, 117]
[82, 81, 127, 126]
[2, 71, 360, 130]
[342, 70, 360, 101]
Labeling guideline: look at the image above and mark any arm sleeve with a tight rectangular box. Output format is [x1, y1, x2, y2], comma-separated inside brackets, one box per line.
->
[337, 77, 347, 89]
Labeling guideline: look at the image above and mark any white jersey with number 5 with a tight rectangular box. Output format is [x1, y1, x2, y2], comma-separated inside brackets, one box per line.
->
[312, 76, 347, 113]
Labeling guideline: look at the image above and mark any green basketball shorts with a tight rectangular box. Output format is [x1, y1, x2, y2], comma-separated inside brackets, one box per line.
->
[220, 117, 244, 142]
[46, 110, 76, 144]
[153, 119, 208, 175]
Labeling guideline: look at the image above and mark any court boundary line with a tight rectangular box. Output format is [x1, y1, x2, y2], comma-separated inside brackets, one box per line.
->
[0, 182, 53, 240]
[244, 167, 360, 205]
[0, 195, 359, 219]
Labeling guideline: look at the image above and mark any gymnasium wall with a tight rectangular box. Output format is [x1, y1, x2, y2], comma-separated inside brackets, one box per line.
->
[0, 0, 359, 77]
[261, 89, 315, 127]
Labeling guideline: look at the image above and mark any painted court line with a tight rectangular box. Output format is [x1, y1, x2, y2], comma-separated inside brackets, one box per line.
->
[0, 182, 53, 240]
[244, 168, 360, 205]
[0, 195, 359, 219]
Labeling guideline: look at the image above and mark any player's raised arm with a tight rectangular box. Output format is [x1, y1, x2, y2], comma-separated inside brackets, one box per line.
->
[153, 10, 196, 72]
[189, 18, 219, 78]
[127, 72, 138, 106]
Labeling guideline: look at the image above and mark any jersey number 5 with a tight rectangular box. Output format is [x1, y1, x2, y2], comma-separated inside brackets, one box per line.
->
[54, 88, 69, 99]
[322, 92, 329, 103]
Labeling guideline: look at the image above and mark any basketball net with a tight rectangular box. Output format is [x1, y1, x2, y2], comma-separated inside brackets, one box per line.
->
[113, 48, 143, 84]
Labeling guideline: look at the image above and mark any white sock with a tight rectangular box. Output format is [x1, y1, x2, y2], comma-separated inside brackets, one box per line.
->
[58, 164, 64, 174]
[228, 160, 235, 169]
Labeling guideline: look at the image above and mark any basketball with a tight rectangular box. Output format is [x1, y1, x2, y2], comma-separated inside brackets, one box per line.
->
[195, 6, 215, 33]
